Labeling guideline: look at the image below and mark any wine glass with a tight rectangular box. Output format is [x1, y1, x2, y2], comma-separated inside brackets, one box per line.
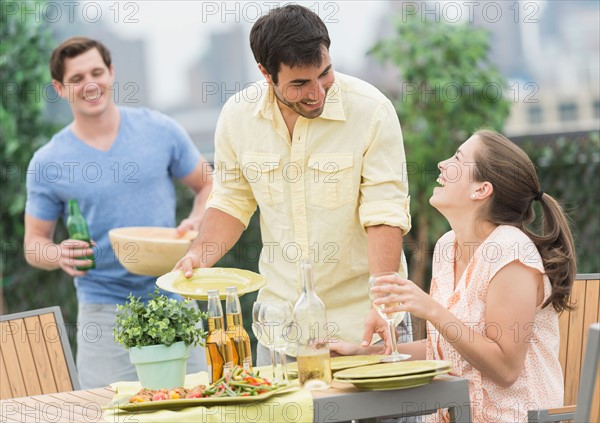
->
[258, 301, 294, 382]
[252, 302, 277, 379]
[368, 272, 410, 363]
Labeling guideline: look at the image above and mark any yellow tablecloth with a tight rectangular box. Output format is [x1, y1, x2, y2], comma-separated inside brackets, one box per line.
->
[103, 370, 313, 423]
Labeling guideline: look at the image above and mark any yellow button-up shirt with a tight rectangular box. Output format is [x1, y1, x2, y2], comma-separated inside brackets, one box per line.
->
[207, 72, 411, 343]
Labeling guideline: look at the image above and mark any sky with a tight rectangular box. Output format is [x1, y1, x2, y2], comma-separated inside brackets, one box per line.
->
[104, 1, 390, 107]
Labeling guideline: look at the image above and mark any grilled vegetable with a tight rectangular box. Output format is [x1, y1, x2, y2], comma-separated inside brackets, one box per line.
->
[127, 366, 284, 402]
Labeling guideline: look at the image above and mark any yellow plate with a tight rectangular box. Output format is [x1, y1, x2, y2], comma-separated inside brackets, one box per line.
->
[106, 383, 298, 411]
[156, 268, 267, 300]
[334, 360, 453, 380]
[287, 355, 387, 375]
[333, 367, 451, 391]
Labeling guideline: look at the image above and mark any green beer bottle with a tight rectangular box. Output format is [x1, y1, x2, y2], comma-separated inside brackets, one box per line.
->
[67, 199, 95, 270]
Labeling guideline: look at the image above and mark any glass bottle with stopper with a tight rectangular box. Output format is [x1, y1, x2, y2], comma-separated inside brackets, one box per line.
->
[293, 258, 332, 390]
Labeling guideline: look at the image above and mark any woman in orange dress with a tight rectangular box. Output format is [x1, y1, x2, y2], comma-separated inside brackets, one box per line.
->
[331, 130, 576, 422]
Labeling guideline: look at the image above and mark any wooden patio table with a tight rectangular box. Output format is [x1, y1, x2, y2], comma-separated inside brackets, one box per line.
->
[0, 374, 471, 422]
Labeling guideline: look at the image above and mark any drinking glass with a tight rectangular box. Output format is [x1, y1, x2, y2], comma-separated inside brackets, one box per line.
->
[368, 272, 410, 363]
[258, 301, 293, 382]
[251, 302, 277, 379]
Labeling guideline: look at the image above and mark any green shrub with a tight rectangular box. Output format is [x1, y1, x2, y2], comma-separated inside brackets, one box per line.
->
[114, 289, 207, 349]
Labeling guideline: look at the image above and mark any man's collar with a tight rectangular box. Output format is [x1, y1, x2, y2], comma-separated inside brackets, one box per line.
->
[319, 80, 346, 121]
[253, 74, 346, 122]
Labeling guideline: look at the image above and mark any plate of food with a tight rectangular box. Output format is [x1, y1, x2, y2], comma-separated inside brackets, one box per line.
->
[105, 367, 298, 411]
[156, 267, 267, 300]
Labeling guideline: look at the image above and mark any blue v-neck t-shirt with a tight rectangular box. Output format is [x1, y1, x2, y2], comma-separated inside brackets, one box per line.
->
[25, 107, 201, 304]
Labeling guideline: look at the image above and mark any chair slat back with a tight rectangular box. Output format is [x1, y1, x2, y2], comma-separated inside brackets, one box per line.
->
[0, 307, 79, 399]
[39, 313, 75, 392]
[574, 323, 600, 423]
[559, 274, 600, 420]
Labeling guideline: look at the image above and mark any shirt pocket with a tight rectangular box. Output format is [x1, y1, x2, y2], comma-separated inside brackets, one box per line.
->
[242, 153, 284, 205]
[308, 153, 354, 209]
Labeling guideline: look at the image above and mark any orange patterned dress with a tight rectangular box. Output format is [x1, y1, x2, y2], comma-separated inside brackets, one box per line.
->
[426, 225, 563, 423]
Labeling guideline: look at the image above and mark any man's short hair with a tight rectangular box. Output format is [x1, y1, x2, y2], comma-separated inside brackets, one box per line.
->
[249, 5, 330, 84]
[50, 36, 111, 82]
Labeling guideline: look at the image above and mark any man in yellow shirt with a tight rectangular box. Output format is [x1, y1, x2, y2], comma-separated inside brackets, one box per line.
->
[176, 4, 411, 362]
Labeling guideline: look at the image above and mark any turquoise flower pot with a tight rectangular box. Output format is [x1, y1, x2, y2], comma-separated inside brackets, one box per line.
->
[129, 341, 190, 389]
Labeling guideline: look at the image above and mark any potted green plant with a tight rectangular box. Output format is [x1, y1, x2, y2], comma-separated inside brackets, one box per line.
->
[114, 289, 207, 389]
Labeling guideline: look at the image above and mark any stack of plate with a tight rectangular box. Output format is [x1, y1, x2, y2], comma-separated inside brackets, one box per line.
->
[286, 355, 387, 379]
[333, 360, 453, 391]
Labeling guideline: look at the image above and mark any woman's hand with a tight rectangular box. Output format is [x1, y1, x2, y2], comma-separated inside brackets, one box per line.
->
[329, 339, 362, 356]
[371, 276, 441, 322]
[329, 338, 385, 357]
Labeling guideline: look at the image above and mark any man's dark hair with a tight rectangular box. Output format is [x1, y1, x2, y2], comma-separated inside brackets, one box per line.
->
[50, 36, 112, 82]
[249, 5, 331, 84]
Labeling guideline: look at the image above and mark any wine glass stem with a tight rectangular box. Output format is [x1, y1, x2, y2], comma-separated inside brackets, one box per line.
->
[388, 320, 399, 355]
[276, 348, 288, 381]
[269, 346, 277, 379]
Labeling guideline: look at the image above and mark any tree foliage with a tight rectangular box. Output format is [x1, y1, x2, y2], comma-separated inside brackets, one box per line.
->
[525, 133, 600, 273]
[370, 15, 511, 286]
[2, 0, 54, 262]
[0, 0, 69, 314]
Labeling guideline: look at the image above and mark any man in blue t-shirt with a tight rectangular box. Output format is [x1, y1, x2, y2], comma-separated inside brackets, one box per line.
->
[24, 37, 213, 388]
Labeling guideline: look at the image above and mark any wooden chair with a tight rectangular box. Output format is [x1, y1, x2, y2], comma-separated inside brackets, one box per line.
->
[0, 306, 79, 399]
[528, 274, 600, 422]
[574, 323, 600, 422]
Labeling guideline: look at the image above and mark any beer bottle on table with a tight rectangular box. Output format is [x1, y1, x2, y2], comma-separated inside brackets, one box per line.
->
[66, 199, 95, 270]
[225, 286, 252, 371]
[293, 258, 332, 390]
[205, 289, 235, 383]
